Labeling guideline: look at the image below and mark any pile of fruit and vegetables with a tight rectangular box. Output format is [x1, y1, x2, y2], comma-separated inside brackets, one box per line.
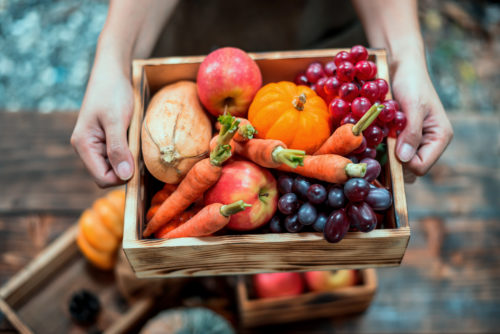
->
[142, 46, 406, 244]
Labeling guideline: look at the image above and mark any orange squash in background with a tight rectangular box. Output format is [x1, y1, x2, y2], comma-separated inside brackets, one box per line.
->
[77, 189, 125, 270]
[248, 81, 332, 154]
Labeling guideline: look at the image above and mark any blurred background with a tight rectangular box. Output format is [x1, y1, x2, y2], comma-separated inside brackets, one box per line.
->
[1, 0, 499, 333]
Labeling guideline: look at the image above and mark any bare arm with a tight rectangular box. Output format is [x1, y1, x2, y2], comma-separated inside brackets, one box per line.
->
[352, 0, 453, 180]
[71, 0, 178, 187]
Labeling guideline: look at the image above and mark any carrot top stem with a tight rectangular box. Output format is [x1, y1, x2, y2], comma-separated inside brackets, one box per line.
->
[217, 114, 240, 146]
[220, 200, 252, 217]
[352, 103, 385, 136]
[209, 144, 232, 166]
[239, 124, 257, 140]
[345, 163, 367, 178]
[271, 146, 306, 168]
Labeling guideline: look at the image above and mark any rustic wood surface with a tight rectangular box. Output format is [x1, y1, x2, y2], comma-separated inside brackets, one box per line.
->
[1, 111, 499, 333]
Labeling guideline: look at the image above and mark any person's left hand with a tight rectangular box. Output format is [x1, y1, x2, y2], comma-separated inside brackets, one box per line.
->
[390, 58, 454, 182]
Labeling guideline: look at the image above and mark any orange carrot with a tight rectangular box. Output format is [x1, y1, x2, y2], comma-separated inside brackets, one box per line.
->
[154, 210, 198, 238]
[232, 138, 305, 169]
[143, 115, 239, 237]
[276, 154, 366, 184]
[315, 103, 384, 156]
[161, 200, 251, 239]
[216, 117, 256, 142]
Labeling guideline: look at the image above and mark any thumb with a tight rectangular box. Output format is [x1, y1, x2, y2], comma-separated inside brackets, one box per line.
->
[105, 121, 134, 181]
[396, 104, 424, 163]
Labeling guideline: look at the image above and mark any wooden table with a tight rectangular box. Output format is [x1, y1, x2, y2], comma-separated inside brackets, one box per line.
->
[1, 111, 499, 333]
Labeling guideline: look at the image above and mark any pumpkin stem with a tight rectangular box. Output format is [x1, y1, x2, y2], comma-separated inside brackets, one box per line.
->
[272, 146, 306, 168]
[345, 163, 367, 178]
[292, 93, 307, 111]
[352, 103, 385, 136]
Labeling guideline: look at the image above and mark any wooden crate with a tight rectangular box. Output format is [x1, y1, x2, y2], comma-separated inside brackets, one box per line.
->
[123, 49, 410, 278]
[237, 269, 377, 328]
[0, 225, 155, 334]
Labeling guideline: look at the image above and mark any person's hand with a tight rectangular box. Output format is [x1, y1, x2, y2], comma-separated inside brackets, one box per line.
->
[391, 58, 454, 182]
[71, 59, 134, 188]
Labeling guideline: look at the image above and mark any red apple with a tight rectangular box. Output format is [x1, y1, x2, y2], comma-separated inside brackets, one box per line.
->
[204, 160, 277, 231]
[196, 47, 262, 118]
[304, 270, 358, 291]
[254, 272, 304, 298]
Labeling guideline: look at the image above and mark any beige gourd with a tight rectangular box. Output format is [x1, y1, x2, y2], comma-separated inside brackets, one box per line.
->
[141, 81, 212, 184]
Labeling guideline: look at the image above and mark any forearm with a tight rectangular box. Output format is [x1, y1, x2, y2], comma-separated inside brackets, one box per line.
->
[95, 0, 178, 76]
[352, 0, 425, 65]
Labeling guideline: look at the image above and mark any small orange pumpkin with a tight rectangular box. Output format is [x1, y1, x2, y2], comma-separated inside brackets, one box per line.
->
[248, 81, 332, 154]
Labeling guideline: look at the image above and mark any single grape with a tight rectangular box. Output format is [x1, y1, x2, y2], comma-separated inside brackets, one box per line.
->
[313, 212, 328, 232]
[324, 61, 337, 76]
[305, 62, 324, 84]
[356, 146, 377, 160]
[339, 82, 359, 102]
[354, 60, 372, 81]
[307, 184, 327, 204]
[337, 61, 356, 82]
[392, 111, 407, 131]
[316, 77, 329, 99]
[294, 72, 309, 86]
[324, 209, 350, 243]
[367, 61, 377, 78]
[350, 45, 368, 63]
[360, 157, 381, 182]
[364, 125, 384, 147]
[344, 178, 370, 202]
[269, 215, 283, 233]
[361, 81, 380, 103]
[327, 186, 346, 209]
[380, 124, 390, 137]
[383, 99, 401, 111]
[345, 154, 359, 163]
[347, 202, 377, 232]
[352, 136, 367, 154]
[298, 202, 317, 225]
[375, 79, 389, 101]
[329, 98, 350, 122]
[278, 193, 300, 215]
[324, 76, 341, 96]
[277, 175, 294, 194]
[284, 214, 303, 233]
[334, 51, 352, 66]
[341, 114, 357, 125]
[365, 188, 393, 211]
[351, 97, 371, 119]
[379, 104, 396, 123]
[293, 177, 311, 200]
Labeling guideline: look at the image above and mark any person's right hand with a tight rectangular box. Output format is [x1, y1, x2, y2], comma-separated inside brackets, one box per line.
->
[71, 58, 135, 188]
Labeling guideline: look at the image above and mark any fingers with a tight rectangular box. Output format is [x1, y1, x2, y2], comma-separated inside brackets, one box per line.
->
[396, 100, 424, 165]
[405, 118, 453, 176]
[104, 117, 134, 182]
[71, 133, 124, 188]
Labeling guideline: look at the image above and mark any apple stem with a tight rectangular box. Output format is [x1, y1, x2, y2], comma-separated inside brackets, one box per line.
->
[272, 146, 306, 168]
[352, 103, 385, 136]
[292, 93, 307, 111]
[345, 163, 367, 178]
[220, 200, 252, 217]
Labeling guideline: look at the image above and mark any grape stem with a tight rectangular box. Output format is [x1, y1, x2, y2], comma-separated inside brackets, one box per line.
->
[352, 103, 385, 136]
[220, 200, 252, 217]
[272, 146, 306, 168]
[345, 163, 367, 178]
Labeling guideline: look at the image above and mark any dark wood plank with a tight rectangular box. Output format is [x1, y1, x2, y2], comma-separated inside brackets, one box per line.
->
[0, 111, 105, 214]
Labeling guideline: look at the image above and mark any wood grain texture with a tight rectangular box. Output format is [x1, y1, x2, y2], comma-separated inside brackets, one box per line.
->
[237, 269, 377, 327]
[124, 49, 410, 278]
[0, 226, 157, 334]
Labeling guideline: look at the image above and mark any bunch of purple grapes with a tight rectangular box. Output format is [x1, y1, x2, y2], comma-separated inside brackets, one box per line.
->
[270, 157, 393, 243]
[294, 45, 407, 161]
